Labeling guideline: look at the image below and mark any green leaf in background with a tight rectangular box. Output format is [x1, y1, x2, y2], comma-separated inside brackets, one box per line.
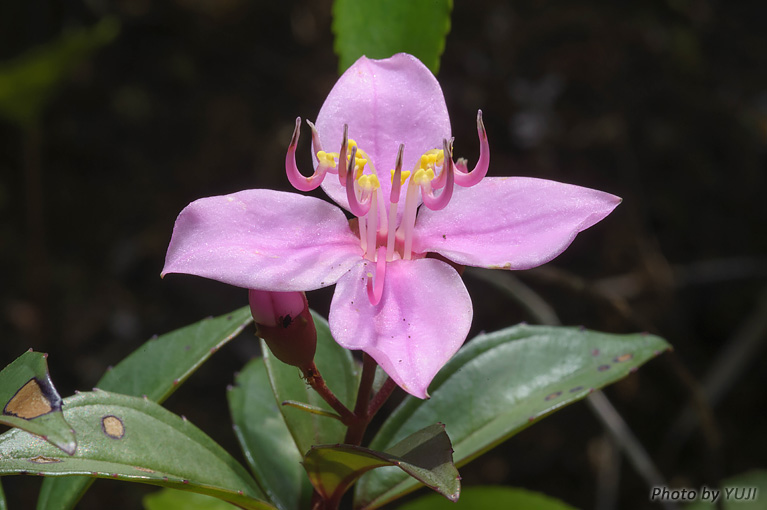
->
[0, 479, 6, 510]
[38, 306, 254, 510]
[686, 470, 767, 510]
[228, 358, 313, 510]
[356, 325, 671, 509]
[0, 391, 274, 510]
[396, 486, 578, 510]
[304, 424, 458, 506]
[0, 17, 119, 127]
[262, 310, 359, 456]
[0, 350, 76, 455]
[332, 0, 452, 74]
[144, 488, 238, 510]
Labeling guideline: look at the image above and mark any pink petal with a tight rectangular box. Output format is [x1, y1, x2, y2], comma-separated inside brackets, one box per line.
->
[412, 177, 621, 269]
[316, 54, 451, 213]
[163, 189, 361, 291]
[329, 258, 472, 399]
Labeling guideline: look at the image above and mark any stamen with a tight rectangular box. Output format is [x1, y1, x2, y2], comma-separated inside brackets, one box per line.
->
[386, 144, 405, 261]
[367, 246, 387, 306]
[306, 119, 324, 160]
[286, 117, 328, 191]
[453, 110, 490, 187]
[345, 146, 373, 217]
[399, 177, 421, 260]
[420, 139, 455, 211]
[337, 125, 349, 186]
[366, 188, 378, 260]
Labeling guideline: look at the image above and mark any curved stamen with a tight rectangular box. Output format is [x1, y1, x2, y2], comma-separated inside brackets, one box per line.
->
[345, 146, 373, 217]
[286, 117, 329, 191]
[337, 124, 349, 186]
[367, 246, 387, 306]
[420, 139, 455, 211]
[386, 144, 405, 261]
[453, 110, 490, 187]
[306, 119, 326, 166]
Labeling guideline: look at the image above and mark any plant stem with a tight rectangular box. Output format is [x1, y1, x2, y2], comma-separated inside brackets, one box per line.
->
[344, 354, 378, 445]
[367, 377, 397, 418]
[301, 362, 355, 425]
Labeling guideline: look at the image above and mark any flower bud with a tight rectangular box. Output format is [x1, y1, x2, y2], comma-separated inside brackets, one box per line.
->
[248, 290, 316, 369]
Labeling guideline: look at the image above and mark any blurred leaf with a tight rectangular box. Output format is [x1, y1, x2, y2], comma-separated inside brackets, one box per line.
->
[144, 488, 239, 510]
[686, 470, 767, 510]
[262, 310, 359, 456]
[0, 350, 76, 455]
[0, 391, 274, 510]
[38, 307, 254, 510]
[396, 486, 578, 510]
[304, 424, 458, 505]
[356, 325, 671, 508]
[0, 479, 5, 510]
[0, 17, 119, 126]
[332, 0, 452, 74]
[228, 358, 313, 510]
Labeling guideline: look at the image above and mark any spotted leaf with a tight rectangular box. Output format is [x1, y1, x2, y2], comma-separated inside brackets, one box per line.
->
[0, 350, 76, 455]
[38, 306, 253, 510]
[0, 391, 274, 510]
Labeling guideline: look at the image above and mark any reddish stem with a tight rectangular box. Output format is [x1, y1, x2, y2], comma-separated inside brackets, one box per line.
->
[301, 362, 355, 425]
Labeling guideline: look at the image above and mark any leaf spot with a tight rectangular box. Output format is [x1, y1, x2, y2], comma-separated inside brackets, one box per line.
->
[614, 353, 634, 363]
[29, 455, 61, 464]
[544, 391, 562, 401]
[597, 364, 611, 372]
[102, 415, 125, 439]
[3, 378, 56, 419]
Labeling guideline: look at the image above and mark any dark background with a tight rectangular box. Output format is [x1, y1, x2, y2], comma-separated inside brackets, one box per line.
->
[1, 0, 766, 508]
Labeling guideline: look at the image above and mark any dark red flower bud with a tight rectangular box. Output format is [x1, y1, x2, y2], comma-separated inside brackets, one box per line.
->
[248, 290, 316, 369]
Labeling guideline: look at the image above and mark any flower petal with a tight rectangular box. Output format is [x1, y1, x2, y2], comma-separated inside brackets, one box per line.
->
[412, 177, 621, 269]
[329, 258, 472, 399]
[163, 189, 361, 291]
[316, 54, 451, 213]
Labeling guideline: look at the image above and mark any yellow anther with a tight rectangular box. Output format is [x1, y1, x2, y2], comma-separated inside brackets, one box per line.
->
[412, 168, 435, 186]
[357, 174, 380, 191]
[317, 151, 338, 167]
[391, 169, 411, 185]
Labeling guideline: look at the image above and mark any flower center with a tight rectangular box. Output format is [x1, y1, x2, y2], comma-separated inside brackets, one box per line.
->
[285, 111, 489, 305]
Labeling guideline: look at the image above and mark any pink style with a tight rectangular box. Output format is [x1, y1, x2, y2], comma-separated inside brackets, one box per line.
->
[162, 53, 621, 399]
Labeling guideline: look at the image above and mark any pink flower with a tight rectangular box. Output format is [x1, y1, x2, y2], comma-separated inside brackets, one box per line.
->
[163, 53, 620, 399]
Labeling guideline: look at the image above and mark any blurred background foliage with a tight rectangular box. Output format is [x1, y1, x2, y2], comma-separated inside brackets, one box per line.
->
[1, 0, 765, 509]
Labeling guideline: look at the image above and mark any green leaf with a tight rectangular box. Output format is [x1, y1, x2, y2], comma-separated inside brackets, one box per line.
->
[96, 306, 253, 400]
[144, 488, 239, 509]
[686, 470, 767, 510]
[262, 310, 359, 456]
[0, 350, 76, 455]
[304, 424, 458, 505]
[38, 306, 254, 510]
[0, 479, 6, 510]
[0, 17, 119, 126]
[396, 486, 578, 510]
[0, 391, 274, 510]
[228, 359, 313, 510]
[332, 0, 452, 74]
[356, 325, 671, 509]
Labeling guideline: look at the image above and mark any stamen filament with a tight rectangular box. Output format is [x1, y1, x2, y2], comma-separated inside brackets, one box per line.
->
[367, 246, 387, 306]
[453, 110, 490, 187]
[366, 191, 378, 260]
[286, 117, 328, 191]
[420, 139, 455, 211]
[345, 146, 373, 217]
[400, 180, 420, 260]
[337, 125, 349, 186]
[386, 145, 404, 261]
